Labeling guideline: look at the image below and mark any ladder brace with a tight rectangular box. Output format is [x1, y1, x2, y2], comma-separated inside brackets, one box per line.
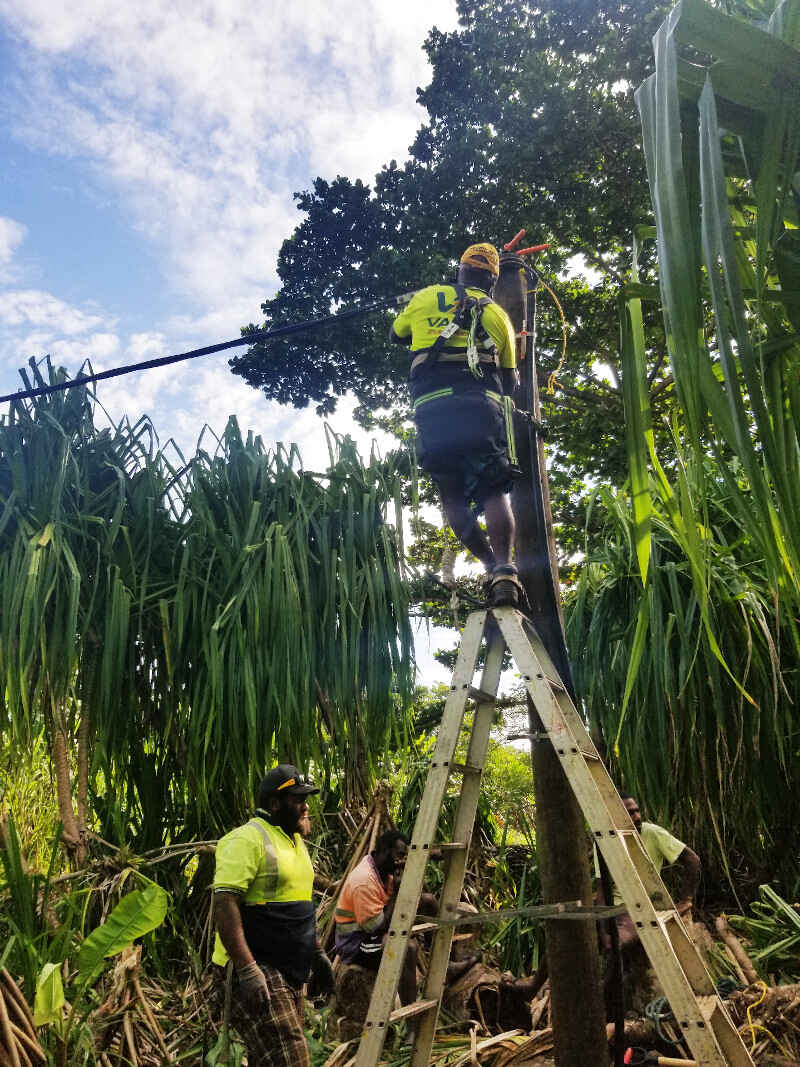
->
[412, 901, 628, 930]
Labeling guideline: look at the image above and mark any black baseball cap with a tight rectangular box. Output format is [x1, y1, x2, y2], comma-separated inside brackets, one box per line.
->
[259, 764, 319, 797]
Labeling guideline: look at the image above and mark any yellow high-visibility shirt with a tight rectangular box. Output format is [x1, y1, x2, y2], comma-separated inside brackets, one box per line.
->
[212, 817, 314, 966]
[596, 822, 687, 906]
[392, 284, 517, 369]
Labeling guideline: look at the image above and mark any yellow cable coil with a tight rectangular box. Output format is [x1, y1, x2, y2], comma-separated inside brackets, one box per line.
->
[525, 275, 568, 395]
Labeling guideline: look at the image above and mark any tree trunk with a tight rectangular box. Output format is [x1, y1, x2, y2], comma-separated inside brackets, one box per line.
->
[51, 704, 83, 863]
[76, 709, 89, 835]
[496, 254, 608, 1066]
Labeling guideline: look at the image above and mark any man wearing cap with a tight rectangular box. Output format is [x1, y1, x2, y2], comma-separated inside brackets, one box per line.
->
[212, 764, 334, 1066]
[391, 243, 524, 608]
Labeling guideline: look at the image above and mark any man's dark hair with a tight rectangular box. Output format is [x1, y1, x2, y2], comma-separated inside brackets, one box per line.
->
[457, 264, 496, 294]
[619, 792, 637, 803]
[374, 829, 409, 854]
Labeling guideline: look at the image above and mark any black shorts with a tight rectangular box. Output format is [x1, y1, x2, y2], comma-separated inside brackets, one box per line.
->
[353, 933, 383, 971]
[414, 391, 513, 512]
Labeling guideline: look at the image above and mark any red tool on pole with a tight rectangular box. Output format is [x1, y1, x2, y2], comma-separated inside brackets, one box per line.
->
[624, 1048, 697, 1066]
[503, 228, 550, 255]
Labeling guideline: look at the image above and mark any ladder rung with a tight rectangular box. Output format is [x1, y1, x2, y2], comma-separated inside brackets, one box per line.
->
[387, 999, 438, 1024]
[468, 685, 496, 704]
[411, 922, 438, 934]
[506, 730, 551, 744]
[450, 761, 481, 775]
[438, 841, 467, 851]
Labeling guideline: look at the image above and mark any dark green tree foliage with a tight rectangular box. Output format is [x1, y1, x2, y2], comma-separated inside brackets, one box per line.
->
[231, 0, 675, 553]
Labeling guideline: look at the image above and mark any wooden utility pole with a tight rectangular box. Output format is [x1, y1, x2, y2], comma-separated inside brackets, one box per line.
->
[495, 254, 609, 1067]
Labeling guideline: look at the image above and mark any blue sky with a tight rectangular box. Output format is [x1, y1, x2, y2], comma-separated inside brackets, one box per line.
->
[0, 0, 461, 682]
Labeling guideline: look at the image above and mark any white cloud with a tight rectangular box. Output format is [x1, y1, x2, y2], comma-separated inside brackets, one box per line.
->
[0, 217, 27, 267]
[0, 3, 465, 685]
[0, 217, 28, 284]
[47, 331, 119, 364]
[0, 289, 107, 335]
[2, 1, 458, 313]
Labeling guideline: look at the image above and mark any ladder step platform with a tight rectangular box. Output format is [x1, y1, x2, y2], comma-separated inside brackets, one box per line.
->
[449, 761, 481, 775]
[468, 685, 496, 703]
[387, 1000, 438, 1024]
[354, 608, 754, 1067]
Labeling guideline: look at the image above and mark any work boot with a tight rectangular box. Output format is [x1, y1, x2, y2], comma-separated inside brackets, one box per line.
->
[487, 565, 525, 609]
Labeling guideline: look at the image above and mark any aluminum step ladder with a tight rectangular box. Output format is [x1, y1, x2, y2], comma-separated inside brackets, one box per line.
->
[353, 607, 754, 1067]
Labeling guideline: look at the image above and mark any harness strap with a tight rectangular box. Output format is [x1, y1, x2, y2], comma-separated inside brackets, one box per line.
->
[410, 350, 497, 374]
[413, 387, 508, 410]
[411, 285, 497, 376]
[503, 396, 518, 467]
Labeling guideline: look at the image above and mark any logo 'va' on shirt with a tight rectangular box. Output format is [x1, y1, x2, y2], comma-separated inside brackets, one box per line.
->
[392, 284, 517, 368]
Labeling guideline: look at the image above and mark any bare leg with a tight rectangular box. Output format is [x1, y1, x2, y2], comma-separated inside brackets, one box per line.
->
[484, 492, 514, 568]
[440, 493, 495, 571]
[418, 893, 438, 917]
[399, 939, 418, 1006]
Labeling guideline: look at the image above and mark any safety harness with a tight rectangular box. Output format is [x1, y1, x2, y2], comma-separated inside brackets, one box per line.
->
[410, 285, 520, 470]
[410, 284, 497, 379]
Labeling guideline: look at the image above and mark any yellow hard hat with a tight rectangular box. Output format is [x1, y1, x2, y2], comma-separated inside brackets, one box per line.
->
[460, 242, 500, 277]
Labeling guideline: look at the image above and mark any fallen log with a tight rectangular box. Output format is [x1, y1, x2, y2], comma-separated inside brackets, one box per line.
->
[715, 916, 758, 985]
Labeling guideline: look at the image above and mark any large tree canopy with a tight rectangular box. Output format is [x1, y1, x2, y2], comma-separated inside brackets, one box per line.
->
[231, 0, 677, 552]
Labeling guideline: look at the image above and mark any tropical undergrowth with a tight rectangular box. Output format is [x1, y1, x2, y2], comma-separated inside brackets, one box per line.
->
[565, 468, 800, 899]
[0, 360, 414, 854]
[568, 0, 800, 902]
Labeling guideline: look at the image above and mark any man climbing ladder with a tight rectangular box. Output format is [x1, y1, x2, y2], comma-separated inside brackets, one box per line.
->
[391, 243, 525, 609]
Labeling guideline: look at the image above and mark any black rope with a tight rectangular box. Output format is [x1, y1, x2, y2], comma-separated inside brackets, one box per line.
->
[0, 294, 407, 405]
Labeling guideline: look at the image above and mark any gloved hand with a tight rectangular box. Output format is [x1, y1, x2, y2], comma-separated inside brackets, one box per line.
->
[309, 949, 335, 998]
[237, 960, 270, 1009]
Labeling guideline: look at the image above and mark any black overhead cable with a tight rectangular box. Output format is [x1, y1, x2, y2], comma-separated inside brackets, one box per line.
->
[0, 294, 406, 406]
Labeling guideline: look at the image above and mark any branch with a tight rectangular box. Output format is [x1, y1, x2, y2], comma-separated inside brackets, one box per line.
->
[579, 249, 624, 287]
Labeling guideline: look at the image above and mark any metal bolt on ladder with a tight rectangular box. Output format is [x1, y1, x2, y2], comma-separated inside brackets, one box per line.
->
[353, 608, 754, 1067]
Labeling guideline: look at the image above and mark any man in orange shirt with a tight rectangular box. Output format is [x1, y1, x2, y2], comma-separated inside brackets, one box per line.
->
[334, 831, 419, 1007]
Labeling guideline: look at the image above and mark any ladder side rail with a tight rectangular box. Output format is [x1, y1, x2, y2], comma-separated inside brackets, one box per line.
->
[496, 610, 639, 832]
[634, 914, 746, 1064]
[496, 611, 669, 901]
[354, 611, 488, 1067]
[411, 628, 506, 1067]
[549, 730, 743, 1064]
[498, 611, 754, 1067]
[513, 613, 642, 825]
[514, 614, 675, 901]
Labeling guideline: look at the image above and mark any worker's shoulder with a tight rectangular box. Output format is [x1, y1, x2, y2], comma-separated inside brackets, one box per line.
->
[641, 821, 684, 847]
[344, 853, 374, 887]
[407, 282, 458, 305]
[217, 819, 264, 850]
[478, 294, 512, 320]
